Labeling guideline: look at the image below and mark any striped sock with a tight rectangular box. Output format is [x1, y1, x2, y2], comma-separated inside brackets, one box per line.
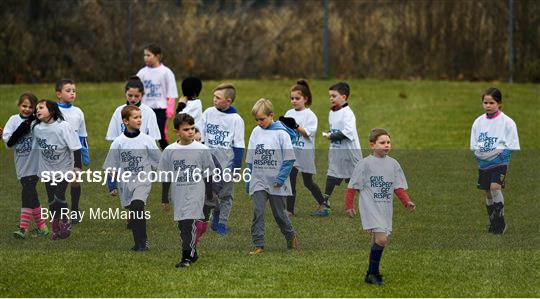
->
[20, 208, 33, 230]
[32, 206, 46, 230]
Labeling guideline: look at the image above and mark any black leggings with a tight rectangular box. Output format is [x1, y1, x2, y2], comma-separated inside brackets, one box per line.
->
[21, 175, 40, 209]
[129, 200, 147, 247]
[324, 175, 350, 198]
[286, 167, 325, 213]
[153, 108, 168, 150]
[45, 181, 69, 219]
[178, 219, 196, 251]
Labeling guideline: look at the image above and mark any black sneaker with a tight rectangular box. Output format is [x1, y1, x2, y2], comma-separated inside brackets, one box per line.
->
[71, 211, 81, 225]
[175, 259, 192, 268]
[364, 272, 384, 285]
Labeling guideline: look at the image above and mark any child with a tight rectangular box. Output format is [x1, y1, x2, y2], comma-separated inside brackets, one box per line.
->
[281, 79, 326, 216]
[470, 87, 519, 234]
[176, 76, 203, 129]
[103, 106, 161, 251]
[200, 83, 245, 235]
[33, 100, 82, 240]
[159, 113, 216, 267]
[319, 82, 362, 217]
[56, 79, 89, 224]
[3, 93, 49, 238]
[106, 76, 161, 141]
[246, 98, 299, 255]
[344, 128, 416, 285]
[136, 43, 178, 150]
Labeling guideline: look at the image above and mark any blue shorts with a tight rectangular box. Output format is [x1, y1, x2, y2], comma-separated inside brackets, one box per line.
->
[477, 165, 507, 190]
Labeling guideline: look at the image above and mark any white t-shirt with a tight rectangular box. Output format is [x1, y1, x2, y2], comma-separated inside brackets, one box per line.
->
[327, 105, 362, 178]
[136, 64, 178, 109]
[106, 103, 161, 141]
[470, 111, 520, 158]
[59, 105, 87, 137]
[200, 107, 245, 169]
[158, 141, 215, 221]
[285, 108, 317, 174]
[102, 132, 161, 207]
[33, 120, 82, 178]
[246, 126, 296, 196]
[179, 99, 203, 129]
[348, 155, 408, 233]
[2, 115, 39, 179]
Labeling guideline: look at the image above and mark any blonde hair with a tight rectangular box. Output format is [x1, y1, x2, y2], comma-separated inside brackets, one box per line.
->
[213, 83, 236, 102]
[251, 98, 273, 116]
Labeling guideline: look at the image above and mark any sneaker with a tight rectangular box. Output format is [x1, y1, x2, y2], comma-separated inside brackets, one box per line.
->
[311, 207, 331, 217]
[287, 234, 299, 250]
[58, 219, 72, 239]
[215, 223, 229, 236]
[131, 244, 149, 252]
[13, 228, 27, 239]
[364, 272, 384, 285]
[175, 259, 192, 268]
[71, 211, 81, 225]
[248, 247, 265, 256]
[35, 226, 50, 237]
[51, 219, 60, 241]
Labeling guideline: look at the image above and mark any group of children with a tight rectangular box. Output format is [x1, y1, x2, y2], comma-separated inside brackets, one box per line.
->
[2, 43, 520, 284]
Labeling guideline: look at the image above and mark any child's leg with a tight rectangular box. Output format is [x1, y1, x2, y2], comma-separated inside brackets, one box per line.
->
[129, 199, 147, 250]
[22, 175, 47, 231]
[490, 182, 506, 234]
[301, 172, 325, 206]
[268, 194, 296, 245]
[70, 183, 81, 223]
[368, 232, 388, 275]
[18, 176, 39, 232]
[286, 167, 299, 214]
[323, 175, 343, 206]
[178, 219, 198, 261]
[217, 181, 234, 226]
[251, 191, 268, 249]
[45, 181, 70, 239]
[153, 108, 168, 150]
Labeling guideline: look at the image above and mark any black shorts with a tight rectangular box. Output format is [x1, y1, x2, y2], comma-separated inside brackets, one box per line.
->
[477, 165, 507, 190]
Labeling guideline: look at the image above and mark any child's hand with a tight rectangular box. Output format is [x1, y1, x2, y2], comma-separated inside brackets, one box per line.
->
[322, 132, 330, 139]
[346, 208, 356, 218]
[162, 203, 170, 212]
[109, 189, 118, 197]
[406, 201, 416, 212]
[273, 182, 283, 188]
[179, 96, 188, 103]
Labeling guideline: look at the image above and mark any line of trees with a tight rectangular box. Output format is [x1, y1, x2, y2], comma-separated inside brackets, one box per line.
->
[1, 0, 538, 83]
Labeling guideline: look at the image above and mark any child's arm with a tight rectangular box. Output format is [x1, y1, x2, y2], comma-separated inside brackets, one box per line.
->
[394, 188, 416, 212]
[166, 97, 176, 118]
[176, 96, 188, 114]
[344, 188, 358, 218]
[275, 160, 294, 187]
[6, 116, 34, 147]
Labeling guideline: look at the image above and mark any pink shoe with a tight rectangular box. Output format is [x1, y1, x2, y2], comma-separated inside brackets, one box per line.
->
[59, 218, 72, 239]
[195, 220, 208, 245]
[51, 218, 60, 240]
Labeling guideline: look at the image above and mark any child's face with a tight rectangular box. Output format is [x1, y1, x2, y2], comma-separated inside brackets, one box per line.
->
[36, 102, 51, 122]
[482, 95, 500, 114]
[143, 49, 160, 67]
[123, 110, 142, 130]
[370, 134, 391, 157]
[290, 90, 307, 110]
[18, 99, 34, 117]
[255, 111, 274, 129]
[329, 90, 346, 108]
[213, 90, 232, 110]
[126, 88, 143, 105]
[193, 131, 201, 142]
[174, 123, 195, 144]
[56, 83, 76, 103]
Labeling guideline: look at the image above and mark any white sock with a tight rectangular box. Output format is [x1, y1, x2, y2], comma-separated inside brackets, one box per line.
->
[491, 189, 504, 204]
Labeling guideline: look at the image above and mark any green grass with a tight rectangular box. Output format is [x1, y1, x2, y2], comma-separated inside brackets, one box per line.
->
[0, 80, 539, 297]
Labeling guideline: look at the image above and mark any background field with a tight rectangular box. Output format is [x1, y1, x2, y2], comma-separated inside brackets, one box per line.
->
[0, 80, 539, 297]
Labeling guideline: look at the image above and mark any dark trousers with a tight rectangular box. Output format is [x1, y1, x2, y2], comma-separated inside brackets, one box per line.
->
[45, 181, 69, 219]
[286, 167, 325, 213]
[153, 108, 168, 150]
[21, 175, 40, 209]
[178, 219, 197, 255]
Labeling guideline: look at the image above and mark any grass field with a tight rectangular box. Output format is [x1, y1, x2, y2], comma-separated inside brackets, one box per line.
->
[0, 80, 539, 297]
